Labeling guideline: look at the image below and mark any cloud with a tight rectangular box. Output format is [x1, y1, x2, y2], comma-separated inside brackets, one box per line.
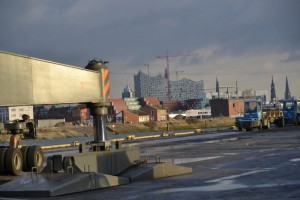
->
[282, 51, 300, 63]
[0, 0, 300, 99]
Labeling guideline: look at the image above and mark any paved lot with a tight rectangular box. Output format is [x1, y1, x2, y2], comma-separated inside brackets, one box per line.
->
[1, 126, 300, 199]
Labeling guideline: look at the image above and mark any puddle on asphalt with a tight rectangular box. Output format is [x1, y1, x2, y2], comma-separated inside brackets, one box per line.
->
[159, 180, 247, 193]
[153, 169, 273, 194]
[222, 153, 239, 156]
[259, 149, 276, 152]
[164, 156, 223, 164]
[290, 158, 300, 162]
[203, 140, 220, 144]
[207, 169, 270, 183]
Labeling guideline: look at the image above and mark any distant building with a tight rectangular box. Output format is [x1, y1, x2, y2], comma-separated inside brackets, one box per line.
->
[285, 76, 291, 100]
[271, 76, 276, 103]
[185, 109, 211, 118]
[160, 100, 183, 112]
[139, 97, 160, 107]
[8, 106, 34, 121]
[210, 98, 244, 118]
[134, 71, 204, 101]
[72, 105, 90, 123]
[254, 90, 268, 104]
[122, 85, 135, 98]
[0, 107, 9, 122]
[141, 105, 168, 121]
[216, 78, 219, 94]
[122, 110, 150, 123]
[34, 104, 86, 122]
[169, 109, 211, 119]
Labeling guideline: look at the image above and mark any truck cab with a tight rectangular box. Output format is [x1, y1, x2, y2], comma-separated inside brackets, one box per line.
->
[283, 100, 299, 125]
[235, 99, 263, 131]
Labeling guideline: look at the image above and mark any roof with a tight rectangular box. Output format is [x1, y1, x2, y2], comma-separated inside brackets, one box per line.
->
[124, 110, 149, 116]
[145, 105, 167, 110]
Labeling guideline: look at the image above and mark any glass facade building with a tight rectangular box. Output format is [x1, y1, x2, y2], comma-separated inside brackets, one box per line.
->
[134, 71, 204, 101]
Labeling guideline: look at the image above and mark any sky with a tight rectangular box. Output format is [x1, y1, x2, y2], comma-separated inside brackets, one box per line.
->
[1, 0, 299, 100]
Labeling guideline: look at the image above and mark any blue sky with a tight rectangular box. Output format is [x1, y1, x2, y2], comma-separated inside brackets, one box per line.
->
[1, 0, 299, 100]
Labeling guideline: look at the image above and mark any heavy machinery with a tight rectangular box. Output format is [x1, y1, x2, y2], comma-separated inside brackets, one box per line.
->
[0, 51, 192, 197]
[0, 114, 37, 143]
[235, 99, 283, 131]
[282, 99, 300, 125]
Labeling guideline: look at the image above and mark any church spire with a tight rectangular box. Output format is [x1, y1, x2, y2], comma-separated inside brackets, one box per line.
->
[271, 76, 276, 103]
[216, 77, 219, 93]
[216, 77, 220, 98]
[285, 76, 291, 100]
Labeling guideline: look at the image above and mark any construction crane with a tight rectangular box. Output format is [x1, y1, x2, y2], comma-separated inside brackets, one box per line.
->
[175, 70, 184, 81]
[217, 81, 239, 99]
[144, 64, 160, 76]
[156, 52, 198, 100]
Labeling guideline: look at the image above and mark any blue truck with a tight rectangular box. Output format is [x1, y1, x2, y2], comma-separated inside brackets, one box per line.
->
[235, 99, 284, 131]
[282, 99, 300, 126]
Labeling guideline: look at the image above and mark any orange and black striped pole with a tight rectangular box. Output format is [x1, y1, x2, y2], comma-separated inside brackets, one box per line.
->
[85, 59, 111, 149]
[100, 66, 111, 102]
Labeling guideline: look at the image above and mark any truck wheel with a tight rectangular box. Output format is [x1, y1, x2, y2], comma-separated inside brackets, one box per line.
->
[282, 119, 285, 127]
[246, 128, 252, 132]
[266, 120, 271, 129]
[5, 148, 23, 175]
[238, 126, 242, 131]
[277, 118, 284, 127]
[293, 119, 297, 126]
[258, 122, 263, 130]
[20, 146, 29, 172]
[0, 148, 8, 175]
[27, 146, 44, 173]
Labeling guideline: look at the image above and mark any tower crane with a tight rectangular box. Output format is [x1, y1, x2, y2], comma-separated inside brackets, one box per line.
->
[144, 64, 160, 76]
[156, 52, 198, 100]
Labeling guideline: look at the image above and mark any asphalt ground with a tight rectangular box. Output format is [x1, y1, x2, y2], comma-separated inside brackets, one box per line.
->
[1, 126, 300, 199]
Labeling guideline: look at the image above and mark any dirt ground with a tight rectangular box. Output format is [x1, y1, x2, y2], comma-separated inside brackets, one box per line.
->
[36, 117, 235, 140]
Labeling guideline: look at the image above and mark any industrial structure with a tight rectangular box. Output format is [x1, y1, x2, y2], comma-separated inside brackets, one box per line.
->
[0, 51, 191, 197]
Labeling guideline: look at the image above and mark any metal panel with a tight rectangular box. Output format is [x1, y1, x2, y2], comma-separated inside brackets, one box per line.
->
[0, 51, 102, 106]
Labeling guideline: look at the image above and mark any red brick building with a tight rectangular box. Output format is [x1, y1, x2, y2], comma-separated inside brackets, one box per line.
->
[139, 97, 160, 106]
[210, 98, 244, 118]
[123, 110, 150, 123]
[161, 100, 183, 112]
[72, 106, 89, 122]
[141, 105, 168, 121]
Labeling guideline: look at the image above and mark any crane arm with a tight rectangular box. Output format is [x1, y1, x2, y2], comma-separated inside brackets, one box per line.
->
[0, 51, 104, 107]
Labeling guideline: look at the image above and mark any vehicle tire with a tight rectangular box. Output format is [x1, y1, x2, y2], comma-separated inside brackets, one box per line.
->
[27, 146, 44, 173]
[258, 121, 263, 130]
[0, 148, 8, 175]
[293, 119, 297, 126]
[28, 123, 37, 139]
[238, 126, 242, 131]
[266, 120, 271, 129]
[5, 148, 23, 175]
[246, 128, 252, 132]
[277, 118, 284, 127]
[282, 119, 285, 127]
[20, 146, 29, 172]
